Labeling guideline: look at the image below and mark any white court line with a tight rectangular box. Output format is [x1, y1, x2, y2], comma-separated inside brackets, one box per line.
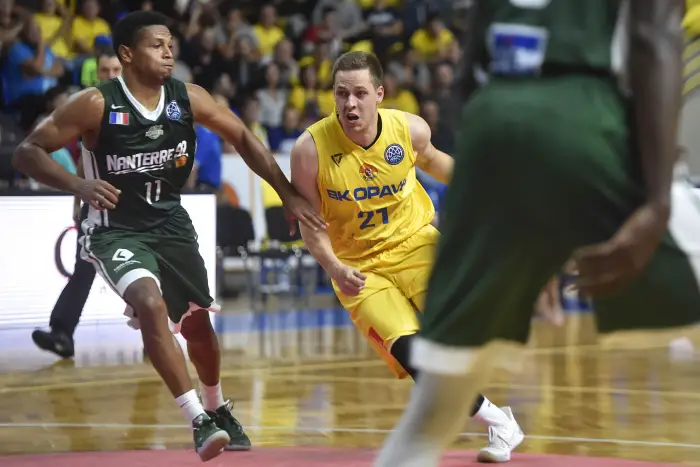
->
[0, 422, 699, 450]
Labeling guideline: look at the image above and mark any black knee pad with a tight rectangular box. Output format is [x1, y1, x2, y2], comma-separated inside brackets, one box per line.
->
[390, 334, 418, 379]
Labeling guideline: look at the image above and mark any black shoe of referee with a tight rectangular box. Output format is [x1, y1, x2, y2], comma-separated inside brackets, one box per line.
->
[31, 328, 75, 359]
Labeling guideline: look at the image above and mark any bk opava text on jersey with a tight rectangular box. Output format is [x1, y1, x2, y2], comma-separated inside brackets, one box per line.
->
[326, 179, 407, 201]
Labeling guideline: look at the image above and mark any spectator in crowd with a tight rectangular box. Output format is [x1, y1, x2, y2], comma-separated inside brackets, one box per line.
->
[214, 7, 256, 49]
[288, 64, 333, 123]
[380, 70, 419, 114]
[362, 0, 403, 62]
[190, 26, 224, 91]
[302, 7, 341, 58]
[420, 99, 454, 154]
[252, 4, 283, 59]
[241, 95, 269, 149]
[256, 62, 287, 129]
[443, 39, 462, 69]
[268, 105, 303, 153]
[228, 35, 262, 98]
[3, 15, 63, 129]
[70, 0, 110, 55]
[182, 1, 206, 45]
[170, 35, 192, 83]
[414, 99, 453, 227]
[93, 48, 121, 85]
[97, 46, 121, 75]
[211, 73, 238, 113]
[79, 35, 114, 87]
[313, 40, 334, 89]
[0, 0, 24, 57]
[311, 0, 365, 43]
[427, 61, 459, 133]
[33, 0, 72, 62]
[410, 12, 456, 63]
[386, 49, 430, 96]
[271, 37, 298, 87]
[188, 94, 226, 194]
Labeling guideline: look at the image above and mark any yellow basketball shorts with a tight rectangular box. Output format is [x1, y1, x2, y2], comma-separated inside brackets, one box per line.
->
[333, 224, 439, 379]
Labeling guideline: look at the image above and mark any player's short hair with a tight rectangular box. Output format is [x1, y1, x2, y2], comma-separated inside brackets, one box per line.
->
[112, 11, 171, 61]
[331, 51, 383, 88]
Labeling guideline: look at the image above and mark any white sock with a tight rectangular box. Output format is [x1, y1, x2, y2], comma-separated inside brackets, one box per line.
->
[176, 389, 206, 424]
[200, 381, 225, 411]
[472, 396, 511, 426]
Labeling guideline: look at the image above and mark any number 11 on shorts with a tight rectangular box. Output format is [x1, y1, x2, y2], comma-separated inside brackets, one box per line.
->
[145, 180, 162, 204]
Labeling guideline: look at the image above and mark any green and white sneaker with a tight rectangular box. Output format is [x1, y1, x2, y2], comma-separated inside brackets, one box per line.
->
[192, 413, 230, 461]
[206, 400, 252, 451]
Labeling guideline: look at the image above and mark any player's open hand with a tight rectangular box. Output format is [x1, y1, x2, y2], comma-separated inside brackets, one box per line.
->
[572, 203, 669, 298]
[283, 192, 328, 236]
[75, 179, 121, 211]
[331, 264, 366, 297]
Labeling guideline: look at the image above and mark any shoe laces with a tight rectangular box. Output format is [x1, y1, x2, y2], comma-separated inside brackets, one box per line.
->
[215, 401, 244, 433]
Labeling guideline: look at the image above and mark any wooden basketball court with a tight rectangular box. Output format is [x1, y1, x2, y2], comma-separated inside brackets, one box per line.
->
[0, 304, 698, 466]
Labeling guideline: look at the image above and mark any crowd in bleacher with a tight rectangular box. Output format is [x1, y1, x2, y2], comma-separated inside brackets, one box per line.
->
[0, 0, 468, 193]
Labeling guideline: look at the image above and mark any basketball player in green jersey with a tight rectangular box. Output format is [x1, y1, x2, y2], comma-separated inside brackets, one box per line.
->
[12, 11, 326, 463]
[375, 1, 694, 466]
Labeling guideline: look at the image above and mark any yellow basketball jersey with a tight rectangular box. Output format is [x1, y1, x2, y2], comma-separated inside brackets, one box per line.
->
[308, 109, 435, 261]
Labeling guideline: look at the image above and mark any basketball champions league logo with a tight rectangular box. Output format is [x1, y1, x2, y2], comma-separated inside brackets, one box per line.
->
[384, 144, 404, 165]
[166, 100, 181, 121]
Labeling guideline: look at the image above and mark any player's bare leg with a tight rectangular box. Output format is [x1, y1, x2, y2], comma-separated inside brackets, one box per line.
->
[180, 310, 221, 388]
[124, 278, 230, 461]
[180, 310, 251, 451]
[375, 371, 477, 467]
[388, 333, 523, 462]
[375, 349, 522, 466]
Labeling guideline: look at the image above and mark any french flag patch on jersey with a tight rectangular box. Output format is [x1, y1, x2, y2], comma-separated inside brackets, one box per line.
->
[109, 112, 129, 125]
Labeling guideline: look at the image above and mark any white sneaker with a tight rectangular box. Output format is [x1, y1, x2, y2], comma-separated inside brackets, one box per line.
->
[476, 407, 524, 463]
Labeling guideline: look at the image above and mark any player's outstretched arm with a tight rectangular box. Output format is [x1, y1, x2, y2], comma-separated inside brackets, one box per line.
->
[572, 0, 685, 297]
[630, 0, 684, 210]
[12, 88, 121, 210]
[290, 132, 341, 271]
[405, 112, 453, 185]
[187, 83, 327, 234]
[290, 131, 365, 296]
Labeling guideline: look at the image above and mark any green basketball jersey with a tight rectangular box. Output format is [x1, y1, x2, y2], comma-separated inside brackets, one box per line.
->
[474, 0, 627, 78]
[82, 77, 197, 232]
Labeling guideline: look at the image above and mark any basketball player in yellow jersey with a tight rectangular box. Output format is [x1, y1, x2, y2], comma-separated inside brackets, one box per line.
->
[291, 51, 524, 463]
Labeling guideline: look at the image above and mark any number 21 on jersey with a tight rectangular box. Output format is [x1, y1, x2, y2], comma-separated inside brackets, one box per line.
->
[358, 207, 389, 230]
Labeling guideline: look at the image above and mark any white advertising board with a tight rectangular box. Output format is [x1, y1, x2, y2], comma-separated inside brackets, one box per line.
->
[0, 194, 217, 328]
